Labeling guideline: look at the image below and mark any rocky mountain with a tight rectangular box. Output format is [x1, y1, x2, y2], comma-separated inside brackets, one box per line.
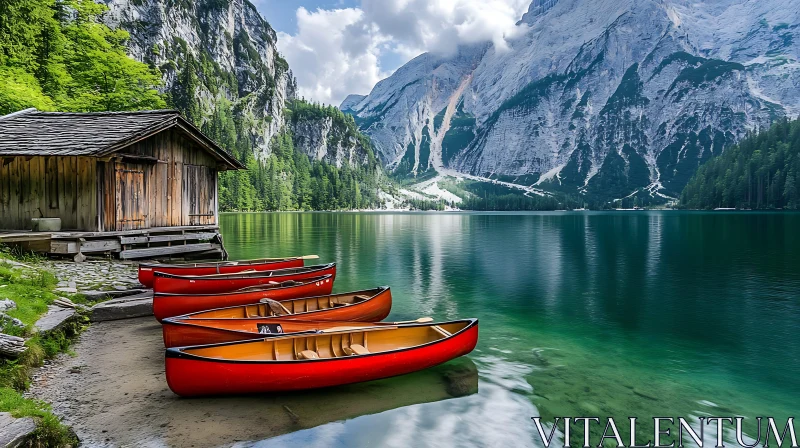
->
[343, 0, 800, 203]
[287, 102, 374, 169]
[101, 0, 366, 168]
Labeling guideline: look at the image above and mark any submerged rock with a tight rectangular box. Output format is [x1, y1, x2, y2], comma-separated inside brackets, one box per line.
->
[443, 360, 479, 397]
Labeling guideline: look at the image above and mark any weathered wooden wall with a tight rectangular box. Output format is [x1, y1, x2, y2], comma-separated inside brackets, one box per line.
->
[0, 156, 97, 230]
[1, 128, 221, 232]
[98, 129, 219, 231]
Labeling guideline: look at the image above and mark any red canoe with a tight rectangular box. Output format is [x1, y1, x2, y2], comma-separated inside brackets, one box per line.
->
[165, 319, 479, 396]
[153, 275, 334, 322]
[161, 287, 393, 347]
[138, 257, 310, 288]
[152, 263, 337, 295]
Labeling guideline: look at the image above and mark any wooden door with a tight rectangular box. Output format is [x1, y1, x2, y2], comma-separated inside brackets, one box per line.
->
[115, 163, 149, 231]
[182, 165, 215, 226]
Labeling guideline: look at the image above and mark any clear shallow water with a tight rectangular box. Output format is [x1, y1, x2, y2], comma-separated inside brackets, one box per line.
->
[220, 211, 800, 447]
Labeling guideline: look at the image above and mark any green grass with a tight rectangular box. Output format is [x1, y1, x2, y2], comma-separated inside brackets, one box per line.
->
[0, 246, 83, 447]
[0, 388, 78, 446]
[0, 262, 58, 336]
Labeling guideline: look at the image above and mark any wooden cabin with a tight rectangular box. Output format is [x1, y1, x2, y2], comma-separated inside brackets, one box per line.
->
[0, 108, 243, 260]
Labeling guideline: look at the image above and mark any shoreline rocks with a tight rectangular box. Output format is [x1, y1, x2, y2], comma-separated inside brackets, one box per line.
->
[0, 412, 36, 448]
[47, 259, 141, 294]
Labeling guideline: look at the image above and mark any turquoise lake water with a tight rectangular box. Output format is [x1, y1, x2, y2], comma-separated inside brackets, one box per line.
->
[219, 211, 800, 447]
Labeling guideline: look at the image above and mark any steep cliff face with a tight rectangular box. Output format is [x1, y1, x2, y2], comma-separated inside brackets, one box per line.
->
[341, 44, 489, 172]
[102, 0, 370, 170]
[289, 115, 373, 168]
[345, 0, 800, 201]
[102, 0, 294, 158]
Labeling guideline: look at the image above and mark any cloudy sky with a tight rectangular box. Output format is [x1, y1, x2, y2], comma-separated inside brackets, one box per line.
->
[251, 0, 531, 106]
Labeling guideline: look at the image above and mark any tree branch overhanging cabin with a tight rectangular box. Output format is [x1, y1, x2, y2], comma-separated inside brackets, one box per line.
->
[0, 109, 244, 260]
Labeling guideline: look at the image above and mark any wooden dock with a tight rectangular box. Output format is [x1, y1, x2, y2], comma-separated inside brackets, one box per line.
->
[0, 225, 227, 261]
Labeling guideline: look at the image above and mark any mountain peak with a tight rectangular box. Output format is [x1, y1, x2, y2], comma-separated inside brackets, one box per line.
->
[345, 0, 799, 203]
[340, 94, 367, 113]
[518, 0, 560, 24]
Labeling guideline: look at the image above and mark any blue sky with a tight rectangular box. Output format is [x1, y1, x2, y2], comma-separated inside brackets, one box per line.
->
[252, 0, 531, 106]
[255, 1, 359, 35]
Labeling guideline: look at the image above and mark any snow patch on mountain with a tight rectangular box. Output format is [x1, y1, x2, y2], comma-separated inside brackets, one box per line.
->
[343, 0, 800, 202]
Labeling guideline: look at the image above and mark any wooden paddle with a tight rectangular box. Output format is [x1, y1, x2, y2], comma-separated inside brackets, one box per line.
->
[389, 317, 434, 324]
[318, 318, 434, 334]
[258, 298, 292, 315]
[226, 255, 320, 265]
[320, 325, 398, 333]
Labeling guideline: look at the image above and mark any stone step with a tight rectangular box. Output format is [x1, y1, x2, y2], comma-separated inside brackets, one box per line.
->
[34, 306, 77, 334]
[80, 288, 149, 302]
[0, 412, 36, 448]
[90, 293, 153, 322]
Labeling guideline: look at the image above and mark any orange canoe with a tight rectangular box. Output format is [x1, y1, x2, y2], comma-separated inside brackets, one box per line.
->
[161, 287, 392, 347]
[165, 319, 479, 396]
[153, 275, 334, 322]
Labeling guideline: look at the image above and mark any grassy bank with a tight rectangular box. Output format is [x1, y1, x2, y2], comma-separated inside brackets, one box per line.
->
[0, 247, 81, 446]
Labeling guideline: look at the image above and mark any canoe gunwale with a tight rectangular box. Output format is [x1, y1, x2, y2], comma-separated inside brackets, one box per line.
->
[153, 263, 336, 281]
[153, 274, 334, 298]
[160, 319, 321, 339]
[139, 258, 302, 270]
[165, 318, 479, 364]
[164, 285, 389, 313]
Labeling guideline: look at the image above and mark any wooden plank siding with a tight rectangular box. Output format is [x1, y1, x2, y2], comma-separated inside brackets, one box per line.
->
[0, 156, 96, 230]
[0, 129, 221, 232]
[118, 128, 220, 229]
[113, 162, 148, 231]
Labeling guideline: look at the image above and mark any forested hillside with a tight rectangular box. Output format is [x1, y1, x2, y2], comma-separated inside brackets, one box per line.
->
[681, 118, 800, 209]
[211, 101, 383, 211]
[1, 0, 385, 211]
[0, 0, 164, 114]
[103, 0, 385, 211]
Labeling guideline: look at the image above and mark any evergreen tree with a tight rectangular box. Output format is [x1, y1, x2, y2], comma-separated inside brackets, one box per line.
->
[681, 118, 800, 209]
[0, 0, 164, 114]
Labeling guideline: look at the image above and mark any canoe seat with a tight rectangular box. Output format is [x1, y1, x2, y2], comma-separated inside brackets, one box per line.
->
[431, 326, 451, 338]
[349, 344, 369, 355]
[259, 298, 290, 315]
[353, 295, 370, 302]
[298, 350, 319, 360]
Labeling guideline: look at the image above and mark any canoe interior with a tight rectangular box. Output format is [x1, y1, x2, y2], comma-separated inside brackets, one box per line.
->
[157, 263, 333, 280]
[155, 275, 332, 298]
[183, 288, 385, 318]
[180, 321, 472, 362]
[169, 319, 385, 333]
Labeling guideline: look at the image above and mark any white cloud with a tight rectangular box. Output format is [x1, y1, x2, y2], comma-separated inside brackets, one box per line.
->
[276, 0, 532, 106]
[277, 7, 389, 107]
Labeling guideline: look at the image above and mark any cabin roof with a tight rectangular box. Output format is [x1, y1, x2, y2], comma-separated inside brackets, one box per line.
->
[0, 109, 244, 169]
